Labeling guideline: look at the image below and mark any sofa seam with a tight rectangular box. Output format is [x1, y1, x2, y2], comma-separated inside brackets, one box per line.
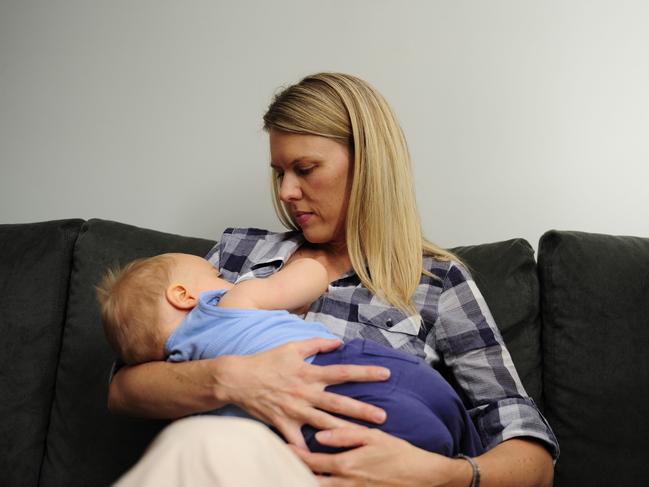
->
[538, 232, 557, 421]
[37, 220, 85, 487]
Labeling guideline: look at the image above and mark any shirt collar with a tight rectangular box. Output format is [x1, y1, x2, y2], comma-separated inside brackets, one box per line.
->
[248, 230, 359, 285]
[249, 230, 304, 270]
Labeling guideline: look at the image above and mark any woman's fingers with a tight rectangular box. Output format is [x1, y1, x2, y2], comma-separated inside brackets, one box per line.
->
[274, 419, 308, 450]
[302, 406, 371, 432]
[272, 398, 369, 446]
[315, 477, 353, 487]
[231, 341, 390, 443]
[314, 363, 390, 385]
[293, 338, 344, 358]
[293, 429, 446, 486]
[314, 428, 374, 448]
[310, 391, 386, 425]
[290, 446, 339, 475]
[308, 363, 390, 424]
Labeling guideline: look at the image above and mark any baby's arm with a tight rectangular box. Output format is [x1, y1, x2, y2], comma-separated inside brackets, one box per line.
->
[218, 258, 328, 312]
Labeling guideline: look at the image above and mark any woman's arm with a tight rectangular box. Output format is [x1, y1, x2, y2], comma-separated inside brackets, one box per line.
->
[293, 429, 553, 487]
[108, 338, 391, 448]
[290, 259, 556, 485]
[108, 358, 231, 418]
[435, 262, 559, 457]
[469, 438, 553, 487]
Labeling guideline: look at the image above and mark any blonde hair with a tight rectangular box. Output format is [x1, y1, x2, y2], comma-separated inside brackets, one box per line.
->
[263, 72, 460, 313]
[96, 255, 174, 364]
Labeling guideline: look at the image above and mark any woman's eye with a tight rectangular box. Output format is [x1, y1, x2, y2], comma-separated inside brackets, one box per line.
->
[296, 166, 314, 176]
[275, 171, 284, 180]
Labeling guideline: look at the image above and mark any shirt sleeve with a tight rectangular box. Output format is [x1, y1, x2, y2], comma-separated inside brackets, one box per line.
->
[205, 241, 221, 268]
[434, 261, 559, 458]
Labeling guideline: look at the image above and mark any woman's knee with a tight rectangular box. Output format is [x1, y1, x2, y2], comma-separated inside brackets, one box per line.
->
[158, 416, 275, 446]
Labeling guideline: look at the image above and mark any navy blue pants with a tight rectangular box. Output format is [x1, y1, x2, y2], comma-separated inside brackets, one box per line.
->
[303, 338, 484, 457]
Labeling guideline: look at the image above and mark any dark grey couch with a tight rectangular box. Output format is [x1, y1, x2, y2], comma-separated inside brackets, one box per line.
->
[1, 218, 647, 487]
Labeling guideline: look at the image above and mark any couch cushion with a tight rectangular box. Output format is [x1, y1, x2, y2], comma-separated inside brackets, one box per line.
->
[452, 239, 543, 407]
[0, 219, 84, 487]
[38, 219, 216, 487]
[539, 230, 649, 487]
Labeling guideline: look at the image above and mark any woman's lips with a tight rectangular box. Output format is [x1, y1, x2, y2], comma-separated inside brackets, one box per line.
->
[294, 212, 313, 226]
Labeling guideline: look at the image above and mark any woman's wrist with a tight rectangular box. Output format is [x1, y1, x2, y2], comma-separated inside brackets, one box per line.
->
[209, 354, 246, 407]
[108, 358, 235, 418]
[404, 447, 474, 487]
[438, 456, 475, 487]
[454, 455, 479, 487]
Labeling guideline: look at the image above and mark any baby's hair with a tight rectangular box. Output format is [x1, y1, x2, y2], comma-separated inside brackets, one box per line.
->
[96, 254, 175, 365]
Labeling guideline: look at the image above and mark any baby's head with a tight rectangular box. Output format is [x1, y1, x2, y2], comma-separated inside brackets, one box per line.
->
[96, 253, 231, 365]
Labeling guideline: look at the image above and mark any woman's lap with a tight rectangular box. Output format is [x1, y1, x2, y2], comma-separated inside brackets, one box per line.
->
[114, 416, 317, 487]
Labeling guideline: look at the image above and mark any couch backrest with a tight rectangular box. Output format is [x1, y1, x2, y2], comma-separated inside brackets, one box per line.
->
[0, 218, 546, 486]
[0, 220, 84, 487]
[37, 219, 215, 487]
[539, 230, 649, 487]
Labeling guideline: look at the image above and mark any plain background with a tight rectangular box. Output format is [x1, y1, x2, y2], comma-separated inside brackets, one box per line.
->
[1, 0, 647, 251]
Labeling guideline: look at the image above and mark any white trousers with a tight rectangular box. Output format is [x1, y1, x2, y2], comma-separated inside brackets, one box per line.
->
[114, 417, 318, 487]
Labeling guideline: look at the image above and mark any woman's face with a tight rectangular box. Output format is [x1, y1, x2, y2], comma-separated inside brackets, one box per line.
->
[269, 129, 353, 248]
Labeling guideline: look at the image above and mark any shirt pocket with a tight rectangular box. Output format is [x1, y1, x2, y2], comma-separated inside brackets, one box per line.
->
[359, 339, 419, 364]
[357, 303, 422, 337]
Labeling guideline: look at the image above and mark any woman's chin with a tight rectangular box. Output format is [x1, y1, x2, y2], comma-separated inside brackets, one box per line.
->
[301, 232, 322, 244]
[301, 228, 329, 245]
[301, 229, 347, 249]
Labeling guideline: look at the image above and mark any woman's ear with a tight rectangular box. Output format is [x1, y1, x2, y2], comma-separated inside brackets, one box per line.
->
[166, 283, 198, 310]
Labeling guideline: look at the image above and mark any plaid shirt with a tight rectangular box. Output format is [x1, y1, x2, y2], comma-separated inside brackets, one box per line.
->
[207, 227, 559, 457]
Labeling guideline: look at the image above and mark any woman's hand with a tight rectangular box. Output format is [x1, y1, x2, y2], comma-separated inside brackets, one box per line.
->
[217, 338, 391, 449]
[293, 429, 554, 487]
[108, 337, 389, 443]
[290, 427, 469, 487]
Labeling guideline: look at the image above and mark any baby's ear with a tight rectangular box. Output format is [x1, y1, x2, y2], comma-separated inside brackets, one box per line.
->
[166, 283, 197, 309]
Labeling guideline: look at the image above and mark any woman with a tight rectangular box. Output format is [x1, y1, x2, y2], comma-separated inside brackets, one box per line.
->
[111, 73, 558, 486]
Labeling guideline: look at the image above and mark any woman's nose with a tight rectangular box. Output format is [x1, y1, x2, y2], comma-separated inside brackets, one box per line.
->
[279, 173, 302, 202]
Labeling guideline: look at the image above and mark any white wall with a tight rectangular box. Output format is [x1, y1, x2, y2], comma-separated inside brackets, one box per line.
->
[1, 0, 648, 251]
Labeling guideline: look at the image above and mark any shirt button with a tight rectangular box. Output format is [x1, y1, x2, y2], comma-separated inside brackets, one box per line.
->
[386, 318, 394, 328]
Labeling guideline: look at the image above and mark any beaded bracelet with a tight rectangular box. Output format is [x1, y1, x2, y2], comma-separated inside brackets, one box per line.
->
[456, 454, 480, 487]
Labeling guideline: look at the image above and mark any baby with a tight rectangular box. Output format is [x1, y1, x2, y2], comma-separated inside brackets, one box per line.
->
[97, 252, 484, 456]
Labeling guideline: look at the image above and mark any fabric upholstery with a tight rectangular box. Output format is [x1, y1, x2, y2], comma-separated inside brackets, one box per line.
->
[539, 230, 649, 487]
[0, 219, 83, 487]
[38, 219, 215, 487]
[3, 217, 648, 487]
